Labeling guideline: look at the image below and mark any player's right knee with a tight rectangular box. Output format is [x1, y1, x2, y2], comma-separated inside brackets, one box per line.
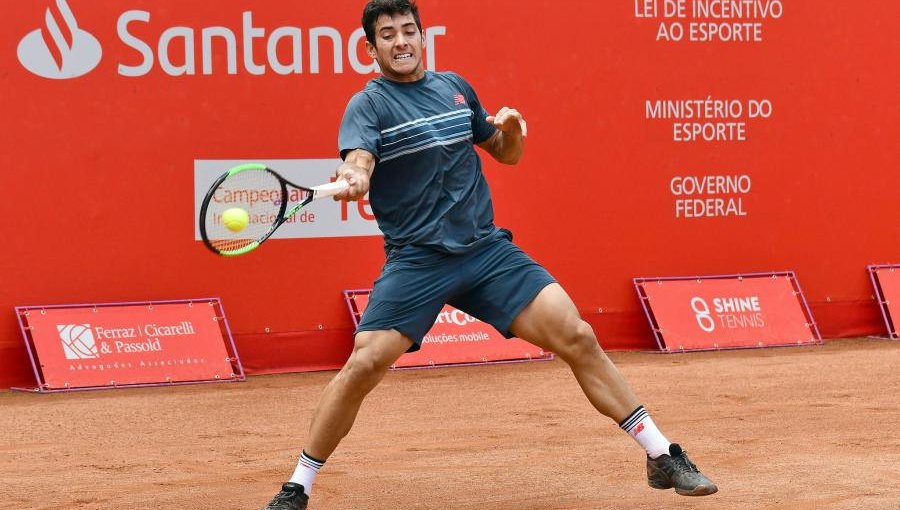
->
[341, 354, 383, 390]
[342, 339, 396, 386]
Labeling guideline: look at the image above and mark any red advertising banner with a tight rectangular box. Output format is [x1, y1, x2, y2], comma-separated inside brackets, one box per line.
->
[15, 300, 243, 391]
[344, 290, 550, 368]
[635, 273, 821, 352]
[2, 1, 899, 388]
[869, 265, 900, 339]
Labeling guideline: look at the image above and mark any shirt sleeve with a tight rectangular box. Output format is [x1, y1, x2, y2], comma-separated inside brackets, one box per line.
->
[448, 73, 496, 144]
[338, 91, 381, 160]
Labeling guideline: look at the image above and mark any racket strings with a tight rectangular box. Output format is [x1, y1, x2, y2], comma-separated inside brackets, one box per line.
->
[204, 168, 287, 253]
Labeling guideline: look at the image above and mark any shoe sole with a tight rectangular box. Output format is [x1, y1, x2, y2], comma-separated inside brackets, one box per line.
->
[649, 479, 719, 496]
[675, 484, 719, 497]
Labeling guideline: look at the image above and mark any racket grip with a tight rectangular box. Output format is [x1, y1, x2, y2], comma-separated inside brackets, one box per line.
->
[312, 180, 350, 198]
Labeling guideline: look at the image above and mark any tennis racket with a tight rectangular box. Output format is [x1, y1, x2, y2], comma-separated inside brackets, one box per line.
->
[199, 163, 348, 256]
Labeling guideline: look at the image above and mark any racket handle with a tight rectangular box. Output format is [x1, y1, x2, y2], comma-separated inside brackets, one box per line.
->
[312, 180, 350, 198]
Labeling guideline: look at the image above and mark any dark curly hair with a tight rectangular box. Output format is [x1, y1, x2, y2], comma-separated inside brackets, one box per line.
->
[362, 0, 422, 44]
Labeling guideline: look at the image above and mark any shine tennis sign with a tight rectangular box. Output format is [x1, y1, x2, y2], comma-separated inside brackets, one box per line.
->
[634, 272, 821, 352]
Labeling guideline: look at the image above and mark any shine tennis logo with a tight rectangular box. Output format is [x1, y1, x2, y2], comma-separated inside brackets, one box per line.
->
[17, 0, 102, 79]
[691, 296, 766, 332]
[690, 297, 716, 333]
[57, 324, 100, 360]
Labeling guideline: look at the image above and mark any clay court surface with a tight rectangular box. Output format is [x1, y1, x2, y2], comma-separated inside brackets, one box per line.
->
[3, 338, 899, 510]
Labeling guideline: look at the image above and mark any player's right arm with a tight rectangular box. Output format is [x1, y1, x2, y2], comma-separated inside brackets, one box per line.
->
[336, 90, 380, 201]
[334, 149, 375, 201]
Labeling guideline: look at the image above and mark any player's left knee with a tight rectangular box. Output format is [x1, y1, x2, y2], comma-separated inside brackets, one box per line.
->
[556, 320, 600, 362]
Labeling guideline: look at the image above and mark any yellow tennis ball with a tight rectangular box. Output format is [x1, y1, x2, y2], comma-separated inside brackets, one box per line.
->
[222, 207, 250, 233]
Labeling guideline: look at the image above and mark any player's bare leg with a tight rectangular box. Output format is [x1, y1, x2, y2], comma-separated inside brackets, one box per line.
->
[305, 330, 413, 459]
[509, 283, 718, 496]
[509, 284, 639, 420]
[262, 330, 412, 510]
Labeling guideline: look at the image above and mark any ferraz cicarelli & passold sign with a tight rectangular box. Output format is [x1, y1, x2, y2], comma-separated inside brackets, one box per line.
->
[15, 299, 242, 391]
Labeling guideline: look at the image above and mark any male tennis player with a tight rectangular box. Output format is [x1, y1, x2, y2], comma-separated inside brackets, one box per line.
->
[262, 1, 717, 508]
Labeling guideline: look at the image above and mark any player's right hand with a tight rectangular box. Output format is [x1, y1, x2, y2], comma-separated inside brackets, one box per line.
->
[334, 149, 376, 201]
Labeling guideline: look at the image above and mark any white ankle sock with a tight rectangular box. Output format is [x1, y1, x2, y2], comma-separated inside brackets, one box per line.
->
[288, 450, 325, 495]
[619, 406, 672, 459]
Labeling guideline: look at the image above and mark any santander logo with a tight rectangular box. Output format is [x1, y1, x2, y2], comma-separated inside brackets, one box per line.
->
[17, 0, 102, 79]
[15, 2, 447, 79]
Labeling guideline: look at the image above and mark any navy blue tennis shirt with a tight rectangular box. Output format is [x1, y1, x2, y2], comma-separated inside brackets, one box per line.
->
[338, 71, 499, 254]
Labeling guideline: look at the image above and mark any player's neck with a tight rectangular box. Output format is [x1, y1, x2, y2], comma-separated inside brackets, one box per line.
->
[380, 68, 427, 84]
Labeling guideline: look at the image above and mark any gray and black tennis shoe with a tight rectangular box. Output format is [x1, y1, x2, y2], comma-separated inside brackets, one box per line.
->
[646, 443, 718, 496]
[262, 482, 309, 510]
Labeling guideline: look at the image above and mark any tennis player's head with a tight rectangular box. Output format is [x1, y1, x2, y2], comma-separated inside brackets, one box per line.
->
[362, 0, 425, 82]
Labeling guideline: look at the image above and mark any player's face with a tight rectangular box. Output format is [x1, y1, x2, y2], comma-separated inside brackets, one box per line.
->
[367, 13, 425, 82]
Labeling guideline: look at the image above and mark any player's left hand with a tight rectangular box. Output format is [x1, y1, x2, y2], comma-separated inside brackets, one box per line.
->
[487, 107, 527, 138]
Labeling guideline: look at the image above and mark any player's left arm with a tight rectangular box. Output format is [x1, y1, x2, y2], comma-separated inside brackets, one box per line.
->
[477, 107, 528, 165]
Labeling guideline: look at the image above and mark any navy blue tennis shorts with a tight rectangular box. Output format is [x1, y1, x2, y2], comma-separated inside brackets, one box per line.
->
[356, 229, 556, 352]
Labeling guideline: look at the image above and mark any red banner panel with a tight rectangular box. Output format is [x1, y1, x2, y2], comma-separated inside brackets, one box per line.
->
[2, 1, 899, 388]
[344, 290, 550, 368]
[15, 300, 243, 391]
[635, 273, 821, 352]
[869, 265, 900, 339]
